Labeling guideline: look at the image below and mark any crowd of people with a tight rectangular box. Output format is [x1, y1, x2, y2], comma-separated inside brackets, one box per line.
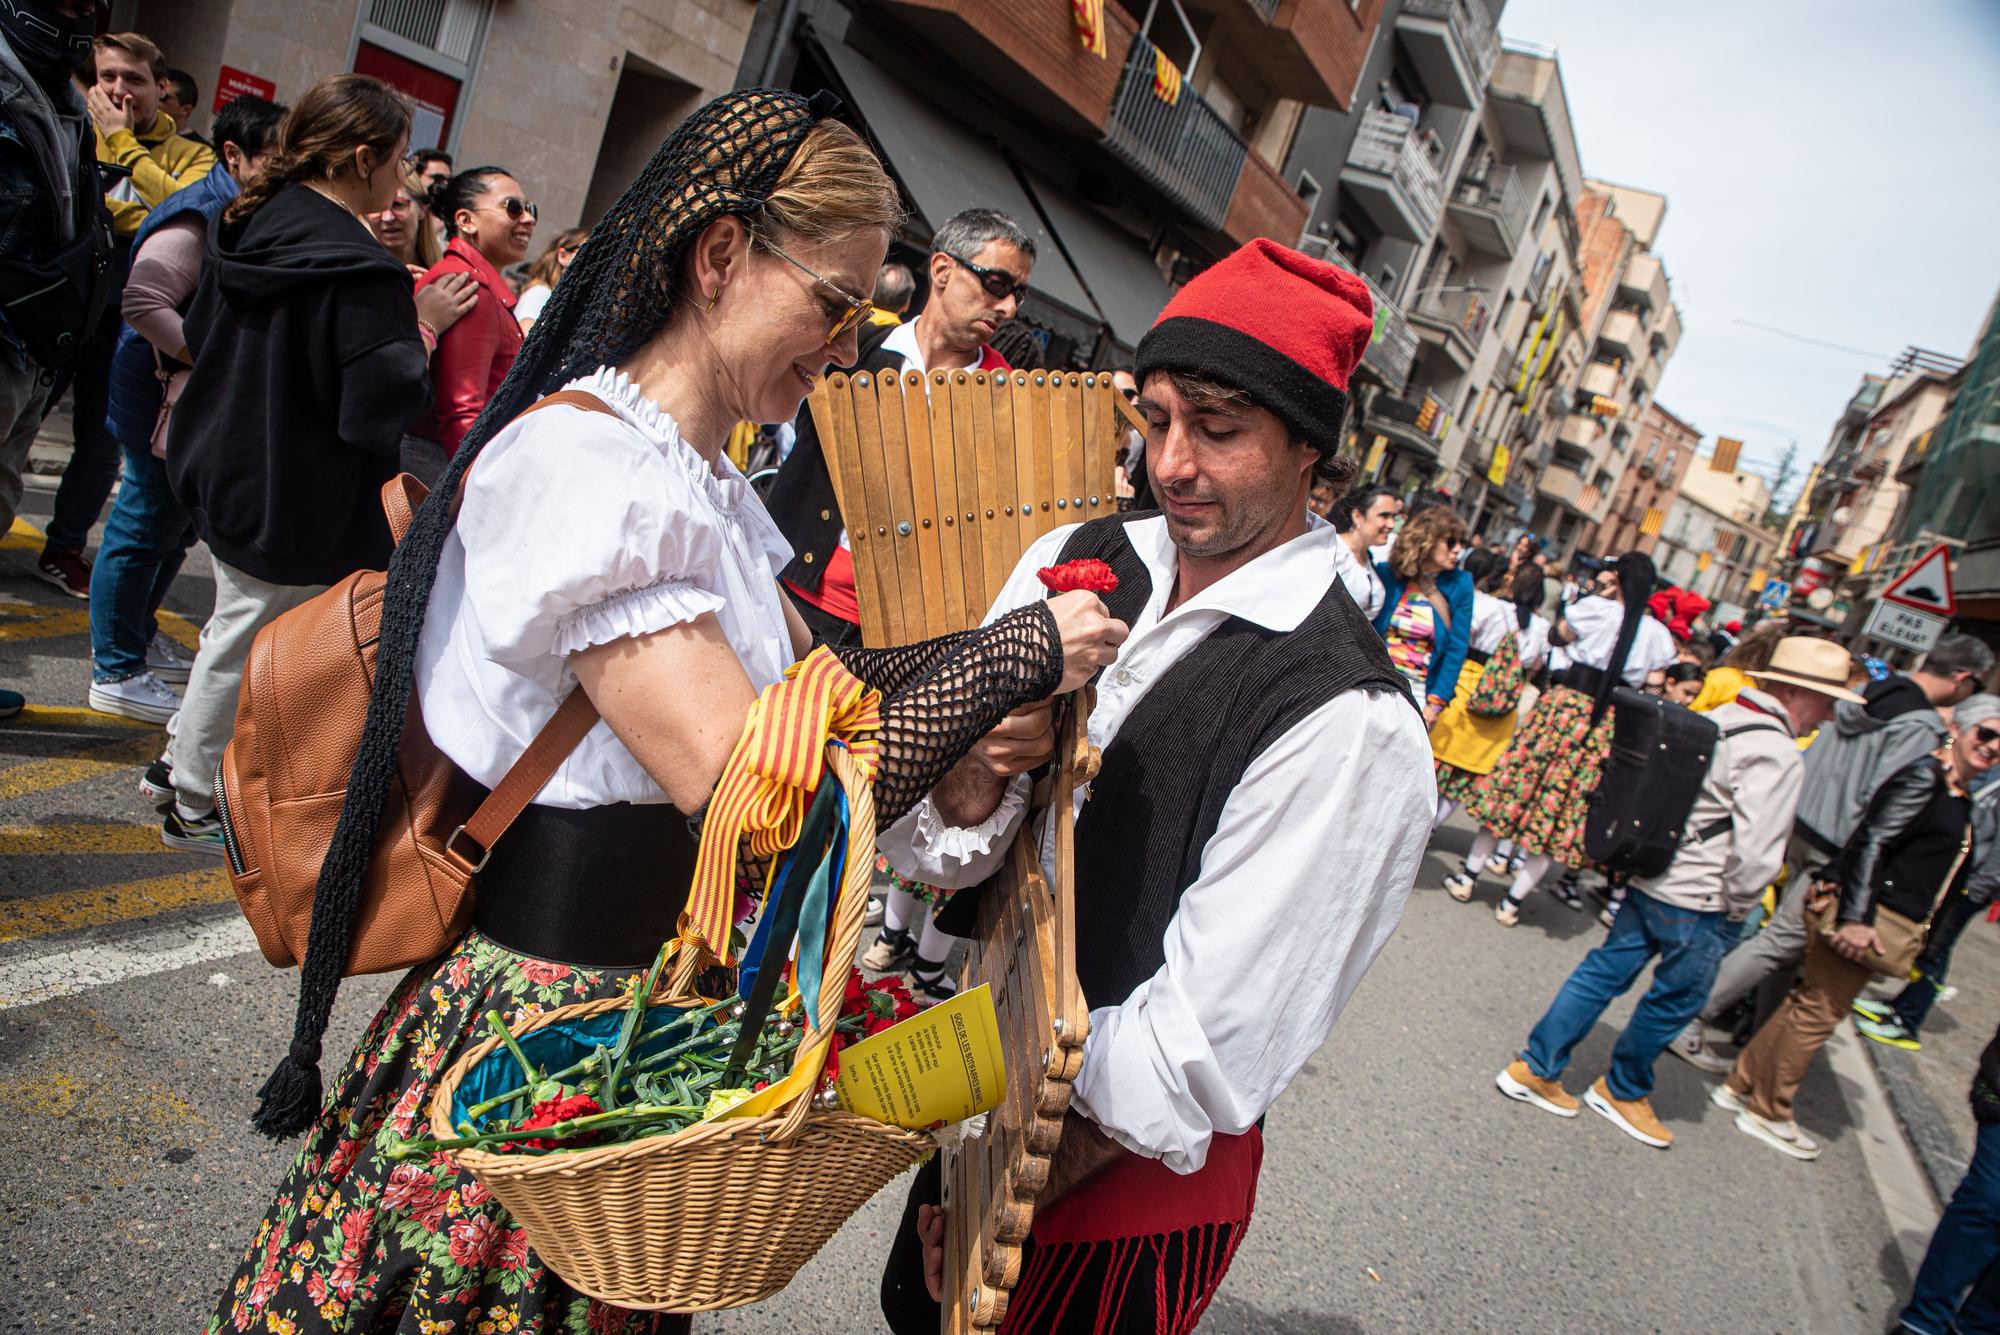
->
[3, 13, 2000, 1334]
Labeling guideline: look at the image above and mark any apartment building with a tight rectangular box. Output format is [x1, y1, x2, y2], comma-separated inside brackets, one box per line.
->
[1655, 455, 1778, 616]
[1584, 401, 1698, 557]
[742, 0, 1382, 365]
[114, 0, 758, 235]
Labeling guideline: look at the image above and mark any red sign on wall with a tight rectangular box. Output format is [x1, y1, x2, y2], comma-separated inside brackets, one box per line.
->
[213, 64, 276, 114]
[351, 41, 461, 153]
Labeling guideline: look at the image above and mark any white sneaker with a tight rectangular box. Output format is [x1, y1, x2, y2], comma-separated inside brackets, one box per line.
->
[1666, 1023, 1737, 1075]
[145, 632, 193, 684]
[1939, 986, 1960, 1006]
[88, 671, 179, 724]
[1709, 1083, 1747, 1114]
[1733, 1109, 1822, 1160]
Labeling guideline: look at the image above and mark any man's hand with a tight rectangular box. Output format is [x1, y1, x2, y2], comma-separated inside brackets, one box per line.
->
[917, 1203, 946, 1302]
[933, 701, 1055, 828]
[86, 84, 134, 136]
[1803, 878, 1840, 915]
[1829, 921, 1885, 965]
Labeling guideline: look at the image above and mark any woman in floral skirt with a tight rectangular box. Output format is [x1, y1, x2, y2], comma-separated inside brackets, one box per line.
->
[1449, 553, 1675, 927]
[211, 87, 1128, 1334]
[1430, 553, 1548, 829]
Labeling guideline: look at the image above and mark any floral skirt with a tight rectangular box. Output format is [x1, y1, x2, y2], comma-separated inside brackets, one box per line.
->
[209, 931, 687, 1335]
[1430, 660, 1519, 801]
[1460, 684, 1612, 867]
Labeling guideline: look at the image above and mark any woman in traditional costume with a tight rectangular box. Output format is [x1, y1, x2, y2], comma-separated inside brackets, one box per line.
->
[1450, 552, 1676, 926]
[1430, 551, 1549, 832]
[210, 88, 1126, 1335]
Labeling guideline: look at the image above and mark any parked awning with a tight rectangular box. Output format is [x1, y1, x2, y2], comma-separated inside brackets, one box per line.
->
[1014, 164, 1172, 352]
[811, 33, 1098, 331]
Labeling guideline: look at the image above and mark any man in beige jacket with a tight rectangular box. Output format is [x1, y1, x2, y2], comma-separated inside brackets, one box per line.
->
[1493, 637, 1862, 1149]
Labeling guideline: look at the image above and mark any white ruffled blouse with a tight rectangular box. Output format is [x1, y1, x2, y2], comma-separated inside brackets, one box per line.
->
[414, 367, 796, 807]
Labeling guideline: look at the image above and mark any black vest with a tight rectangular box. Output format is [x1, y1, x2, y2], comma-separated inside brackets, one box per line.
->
[943, 514, 1413, 1010]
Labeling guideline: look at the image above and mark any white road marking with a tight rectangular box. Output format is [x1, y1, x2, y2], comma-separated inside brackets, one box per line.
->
[0, 916, 258, 1010]
[1826, 1020, 1940, 1274]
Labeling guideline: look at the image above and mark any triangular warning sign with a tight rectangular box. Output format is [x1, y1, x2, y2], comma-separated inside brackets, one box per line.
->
[1880, 543, 1957, 617]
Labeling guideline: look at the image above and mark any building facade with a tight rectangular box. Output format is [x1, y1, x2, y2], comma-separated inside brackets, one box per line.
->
[1655, 454, 1778, 616]
[1584, 400, 1697, 557]
[114, 0, 759, 236]
[1899, 291, 2000, 646]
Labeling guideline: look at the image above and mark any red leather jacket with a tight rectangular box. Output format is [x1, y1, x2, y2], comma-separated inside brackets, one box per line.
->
[412, 236, 521, 455]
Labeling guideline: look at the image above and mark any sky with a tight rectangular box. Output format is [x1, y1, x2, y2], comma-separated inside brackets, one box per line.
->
[1494, 0, 2000, 507]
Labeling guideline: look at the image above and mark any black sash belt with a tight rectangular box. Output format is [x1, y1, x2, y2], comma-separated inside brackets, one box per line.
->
[1467, 647, 1492, 666]
[1558, 663, 1607, 695]
[473, 802, 699, 968]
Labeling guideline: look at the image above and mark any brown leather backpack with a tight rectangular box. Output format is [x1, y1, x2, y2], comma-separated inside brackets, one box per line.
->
[216, 391, 613, 976]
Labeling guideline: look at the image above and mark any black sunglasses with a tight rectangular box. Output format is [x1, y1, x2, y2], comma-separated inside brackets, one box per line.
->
[946, 252, 1030, 303]
[476, 196, 538, 222]
[1974, 724, 2000, 747]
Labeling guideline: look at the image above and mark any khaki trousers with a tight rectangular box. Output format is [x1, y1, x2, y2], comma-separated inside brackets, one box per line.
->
[1726, 908, 1875, 1123]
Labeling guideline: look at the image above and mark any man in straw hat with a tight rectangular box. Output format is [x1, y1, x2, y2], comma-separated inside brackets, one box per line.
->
[876, 238, 1436, 1333]
[1496, 636, 1862, 1150]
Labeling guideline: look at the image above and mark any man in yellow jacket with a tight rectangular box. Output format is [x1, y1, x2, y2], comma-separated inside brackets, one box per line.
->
[33, 31, 213, 601]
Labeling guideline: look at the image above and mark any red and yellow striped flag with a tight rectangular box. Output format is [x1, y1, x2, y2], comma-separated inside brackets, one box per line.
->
[1072, 0, 1107, 57]
[1640, 506, 1664, 537]
[682, 647, 881, 963]
[1152, 47, 1183, 105]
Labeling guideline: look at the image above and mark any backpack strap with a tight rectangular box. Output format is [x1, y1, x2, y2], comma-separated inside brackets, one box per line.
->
[437, 388, 623, 872]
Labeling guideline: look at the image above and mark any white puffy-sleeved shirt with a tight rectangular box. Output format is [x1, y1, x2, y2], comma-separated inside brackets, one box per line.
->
[415, 367, 796, 807]
[1548, 594, 1677, 686]
[1517, 612, 1552, 671]
[878, 516, 1436, 1173]
[1468, 590, 1517, 656]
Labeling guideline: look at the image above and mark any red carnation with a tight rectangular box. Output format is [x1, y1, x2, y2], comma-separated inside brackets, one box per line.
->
[1037, 559, 1118, 595]
[499, 1092, 603, 1151]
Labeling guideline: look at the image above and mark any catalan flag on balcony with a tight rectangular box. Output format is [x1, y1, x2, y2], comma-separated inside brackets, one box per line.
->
[1152, 47, 1183, 105]
[1641, 507, 1664, 537]
[1072, 0, 1108, 58]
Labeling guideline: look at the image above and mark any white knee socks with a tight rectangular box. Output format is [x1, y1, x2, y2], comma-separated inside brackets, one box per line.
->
[1465, 829, 1498, 876]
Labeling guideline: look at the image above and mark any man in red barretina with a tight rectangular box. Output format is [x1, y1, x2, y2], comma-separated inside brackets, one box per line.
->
[878, 239, 1437, 1334]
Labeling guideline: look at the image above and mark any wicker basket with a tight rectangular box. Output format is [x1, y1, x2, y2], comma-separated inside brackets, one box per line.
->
[427, 745, 934, 1312]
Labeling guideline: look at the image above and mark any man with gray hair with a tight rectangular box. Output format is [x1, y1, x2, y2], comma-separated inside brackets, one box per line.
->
[1674, 631, 1997, 1072]
[767, 205, 1038, 647]
[871, 260, 915, 322]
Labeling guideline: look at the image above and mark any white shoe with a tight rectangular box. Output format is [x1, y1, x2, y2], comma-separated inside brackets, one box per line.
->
[1709, 1083, 1746, 1114]
[1484, 854, 1511, 874]
[145, 632, 193, 684]
[1442, 871, 1476, 902]
[1939, 986, 1960, 1006]
[1495, 898, 1521, 927]
[88, 671, 179, 724]
[1666, 1023, 1737, 1075]
[1733, 1109, 1822, 1160]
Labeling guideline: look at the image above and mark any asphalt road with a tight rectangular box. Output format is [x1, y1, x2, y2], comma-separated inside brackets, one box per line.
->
[0, 477, 1931, 1333]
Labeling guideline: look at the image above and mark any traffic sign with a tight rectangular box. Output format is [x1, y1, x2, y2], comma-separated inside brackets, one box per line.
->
[1864, 600, 1946, 654]
[1880, 543, 1957, 617]
[1758, 579, 1791, 609]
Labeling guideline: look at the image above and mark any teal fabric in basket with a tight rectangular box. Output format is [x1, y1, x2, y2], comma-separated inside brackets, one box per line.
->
[449, 1004, 717, 1132]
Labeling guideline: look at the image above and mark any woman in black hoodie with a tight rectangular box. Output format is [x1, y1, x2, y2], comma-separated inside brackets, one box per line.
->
[159, 75, 428, 852]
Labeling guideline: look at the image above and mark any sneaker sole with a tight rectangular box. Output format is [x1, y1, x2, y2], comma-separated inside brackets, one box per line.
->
[87, 686, 177, 725]
[1585, 1086, 1672, 1149]
[1850, 1000, 1893, 1023]
[1709, 1083, 1747, 1114]
[146, 666, 191, 685]
[33, 567, 90, 599]
[1733, 1110, 1821, 1160]
[1495, 1067, 1579, 1118]
[1857, 1025, 1921, 1052]
[161, 829, 227, 856]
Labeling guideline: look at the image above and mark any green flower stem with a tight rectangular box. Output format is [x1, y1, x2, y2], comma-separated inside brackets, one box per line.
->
[605, 943, 675, 1111]
[463, 998, 735, 1120]
[483, 1010, 541, 1120]
[391, 1102, 707, 1159]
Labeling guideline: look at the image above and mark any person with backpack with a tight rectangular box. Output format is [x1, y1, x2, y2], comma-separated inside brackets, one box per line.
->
[1720, 693, 2000, 1161]
[159, 76, 433, 852]
[84, 94, 286, 729]
[1494, 636, 1858, 1149]
[1432, 551, 1546, 838]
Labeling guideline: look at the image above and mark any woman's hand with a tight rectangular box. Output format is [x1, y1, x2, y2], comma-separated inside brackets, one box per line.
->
[1423, 696, 1445, 727]
[1803, 878, 1839, 914]
[415, 272, 478, 336]
[1047, 590, 1127, 694]
[917, 1204, 946, 1302]
[1829, 921, 1885, 965]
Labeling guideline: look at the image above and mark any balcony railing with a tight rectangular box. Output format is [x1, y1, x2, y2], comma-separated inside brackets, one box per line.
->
[1245, 0, 1280, 20]
[1399, 0, 1499, 100]
[1412, 285, 1491, 357]
[1448, 162, 1527, 254]
[1342, 109, 1445, 241]
[1325, 250, 1417, 388]
[1524, 250, 1553, 307]
[1105, 39, 1250, 231]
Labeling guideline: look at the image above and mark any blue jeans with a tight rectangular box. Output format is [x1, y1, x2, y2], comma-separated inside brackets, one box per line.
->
[88, 426, 194, 680]
[1894, 891, 1983, 1035]
[43, 319, 122, 551]
[1902, 1120, 2000, 1335]
[1524, 889, 1743, 1102]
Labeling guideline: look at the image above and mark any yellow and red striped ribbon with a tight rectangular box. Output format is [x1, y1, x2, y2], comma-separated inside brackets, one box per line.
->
[681, 647, 881, 964]
[1152, 47, 1183, 105]
[1072, 0, 1107, 57]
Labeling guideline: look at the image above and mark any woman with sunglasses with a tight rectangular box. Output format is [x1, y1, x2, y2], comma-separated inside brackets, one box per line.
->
[407, 165, 537, 477]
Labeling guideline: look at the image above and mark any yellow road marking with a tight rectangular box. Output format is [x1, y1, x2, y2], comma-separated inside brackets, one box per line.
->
[0, 735, 161, 801]
[0, 866, 233, 943]
[0, 823, 173, 856]
[1, 516, 44, 552]
[156, 609, 199, 649]
[11, 705, 156, 731]
[0, 602, 88, 642]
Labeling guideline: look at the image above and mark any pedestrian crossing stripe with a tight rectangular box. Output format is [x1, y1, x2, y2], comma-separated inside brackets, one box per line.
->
[0, 599, 197, 649]
[0, 867, 234, 943]
[1, 516, 42, 552]
[0, 734, 161, 801]
[10, 705, 155, 731]
[0, 823, 177, 856]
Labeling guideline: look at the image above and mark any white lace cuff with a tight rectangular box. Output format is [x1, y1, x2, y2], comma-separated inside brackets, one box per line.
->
[551, 578, 725, 657]
[912, 774, 1030, 867]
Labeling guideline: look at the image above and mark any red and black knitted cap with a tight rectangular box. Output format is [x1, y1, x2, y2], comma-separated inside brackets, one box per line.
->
[1135, 238, 1376, 450]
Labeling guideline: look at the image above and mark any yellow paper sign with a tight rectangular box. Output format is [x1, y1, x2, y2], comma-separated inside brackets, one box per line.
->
[835, 984, 1006, 1129]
